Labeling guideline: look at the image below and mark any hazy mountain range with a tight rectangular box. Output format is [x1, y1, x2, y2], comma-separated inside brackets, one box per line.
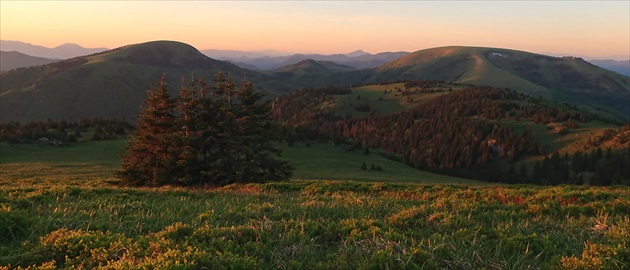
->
[1, 40, 628, 123]
[2, 39, 628, 74]
[0, 40, 108, 59]
[0, 51, 58, 71]
[587, 59, 630, 76]
[219, 50, 409, 70]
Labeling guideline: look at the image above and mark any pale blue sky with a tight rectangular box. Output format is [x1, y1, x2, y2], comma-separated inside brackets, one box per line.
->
[1, 1, 628, 59]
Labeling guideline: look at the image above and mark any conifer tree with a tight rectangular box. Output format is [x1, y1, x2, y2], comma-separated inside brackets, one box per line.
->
[118, 77, 182, 186]
[232, 80, 293, 182]
[176, 78, 204, 184]
[203, 73, 239, 184]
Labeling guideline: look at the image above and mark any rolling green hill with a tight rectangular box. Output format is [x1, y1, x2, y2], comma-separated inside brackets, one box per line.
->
[0, 41, 283, 123]
[270, 59, 356, 74]
[264, 59, 372, 91]
[371, 46, 630, 120]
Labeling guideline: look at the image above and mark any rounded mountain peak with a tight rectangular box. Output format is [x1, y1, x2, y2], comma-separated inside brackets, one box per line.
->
[110, 40, 214, 67]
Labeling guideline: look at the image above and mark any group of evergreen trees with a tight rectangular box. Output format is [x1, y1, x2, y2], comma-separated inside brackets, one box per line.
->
[118, 73, 293, 186]
[531, 148, 630, 186]
[316, 87, 540, 180]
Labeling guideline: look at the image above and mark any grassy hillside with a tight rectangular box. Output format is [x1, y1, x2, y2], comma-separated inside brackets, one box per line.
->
[373, 46, 630, 120]
[2, 171, 629, 269]
[330, 82, 470, 117]
[0, 41, 284, 123]
[0, 138, 474, 185]
[277, 142, 476, 184]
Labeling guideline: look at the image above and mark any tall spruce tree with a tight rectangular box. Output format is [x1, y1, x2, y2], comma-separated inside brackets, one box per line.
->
[118, 77, 183, 186]
[176, 78, 204, 185]
[201, 73, 239, 184]
[232, 80, 293, 183]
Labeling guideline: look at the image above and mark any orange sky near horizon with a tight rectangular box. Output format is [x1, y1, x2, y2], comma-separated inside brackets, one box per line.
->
[1, 1, 629, 59]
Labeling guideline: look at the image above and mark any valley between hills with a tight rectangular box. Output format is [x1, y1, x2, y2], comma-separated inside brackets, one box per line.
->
[1, 40, 629, 269]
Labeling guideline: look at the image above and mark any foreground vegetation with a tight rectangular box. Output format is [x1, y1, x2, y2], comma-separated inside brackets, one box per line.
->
[1, 139, 629, 269]
[1, 175, 629, 269]
[1, 141, 628, 269]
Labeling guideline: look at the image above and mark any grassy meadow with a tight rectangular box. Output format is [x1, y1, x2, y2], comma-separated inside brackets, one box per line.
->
[277, 142, 476, 184]
[331, 83, 467, 118]
[1, 140, 629, 269]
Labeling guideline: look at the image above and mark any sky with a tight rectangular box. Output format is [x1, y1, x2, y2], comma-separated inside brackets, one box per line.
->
[1, 1, 629, 60]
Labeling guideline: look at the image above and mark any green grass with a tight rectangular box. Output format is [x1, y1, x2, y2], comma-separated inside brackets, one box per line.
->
[1, 139, 629, 269]
[332, 84, 404, 117]
[1, 178, 628, 269]
[277, 142, 476, 184]
[0, 140, 125, 166]
[332, 83, 466, 118]
[0, 139, 473, 185]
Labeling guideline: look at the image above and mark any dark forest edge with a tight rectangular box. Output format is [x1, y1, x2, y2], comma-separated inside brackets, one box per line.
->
[272, 83, 630, 185]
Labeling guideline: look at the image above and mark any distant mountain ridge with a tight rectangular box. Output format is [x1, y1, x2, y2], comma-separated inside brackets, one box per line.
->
[270, 59, 356, 74]
[0, 51, 58, 71]
[0, 40, 108, 59]
[588, 59, 630, 76]
[214, 50, 409, 70]
[201, 49, 288, 60]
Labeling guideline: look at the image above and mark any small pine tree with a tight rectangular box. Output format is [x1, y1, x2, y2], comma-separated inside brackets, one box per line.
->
[360, 162, 367, 170]
[118, 77, 182, 186]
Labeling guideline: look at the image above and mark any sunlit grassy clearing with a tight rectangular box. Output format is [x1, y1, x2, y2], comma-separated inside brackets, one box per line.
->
[277, 142, 477, 184]
[1, 138, 473, 184]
